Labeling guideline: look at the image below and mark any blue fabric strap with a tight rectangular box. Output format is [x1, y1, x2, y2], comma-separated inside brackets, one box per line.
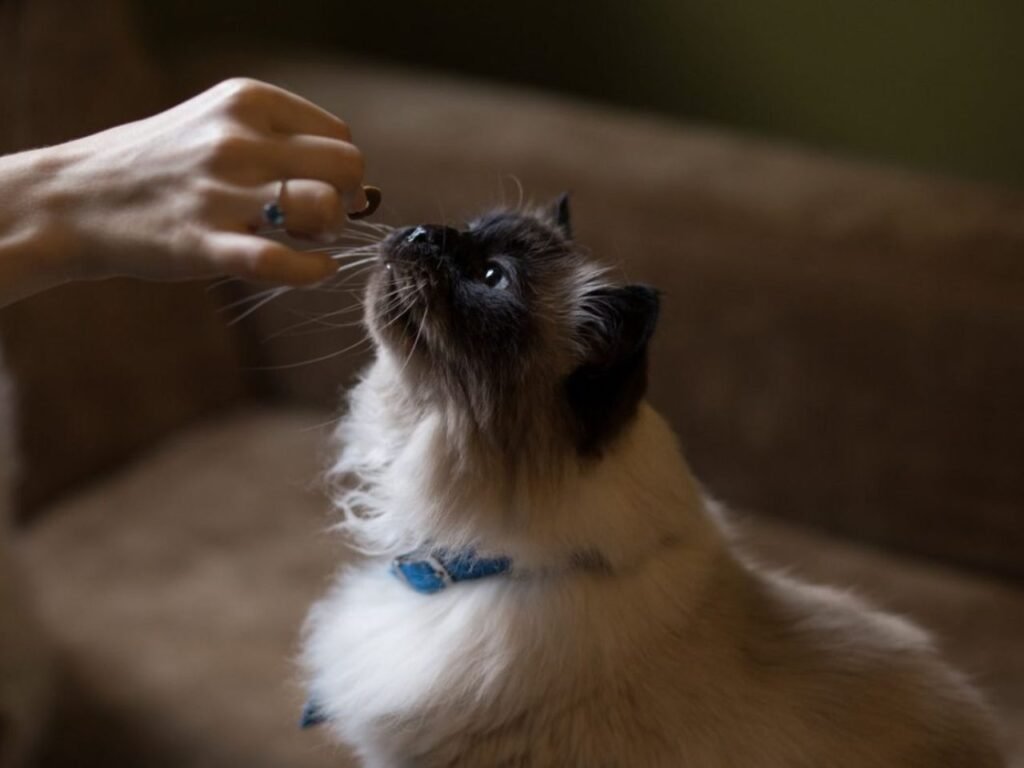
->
[391, 548, 512, 594]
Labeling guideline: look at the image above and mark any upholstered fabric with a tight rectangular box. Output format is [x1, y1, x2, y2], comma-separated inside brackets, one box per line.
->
[17, 409, 1023, 767]
[20, 409, 345, 768]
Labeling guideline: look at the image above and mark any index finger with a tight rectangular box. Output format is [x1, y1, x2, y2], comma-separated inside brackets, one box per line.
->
[219, 78, 352, 142]
[264, 85, 352, 142]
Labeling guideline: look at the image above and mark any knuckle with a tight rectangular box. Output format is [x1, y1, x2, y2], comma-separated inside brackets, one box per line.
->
[171, 225, 204, 261]
[217, 77, 270, 113]
[190, 178, 222, 215]
[203, 127, 259, 166]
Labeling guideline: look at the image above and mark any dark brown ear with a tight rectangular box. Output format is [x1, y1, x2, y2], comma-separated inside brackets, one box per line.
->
[551, 192, 572, 239]
[566, 284, 659, 455]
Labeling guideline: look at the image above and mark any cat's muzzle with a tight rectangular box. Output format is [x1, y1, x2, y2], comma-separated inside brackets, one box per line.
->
[383, 224, 462, 268]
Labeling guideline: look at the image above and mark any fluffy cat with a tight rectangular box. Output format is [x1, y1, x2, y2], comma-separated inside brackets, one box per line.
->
[301, 198, 1004, 767]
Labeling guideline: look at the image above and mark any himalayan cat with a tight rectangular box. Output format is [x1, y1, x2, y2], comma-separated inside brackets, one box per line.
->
[0, 348, 51, 768]
[300, 198, 1003, 767]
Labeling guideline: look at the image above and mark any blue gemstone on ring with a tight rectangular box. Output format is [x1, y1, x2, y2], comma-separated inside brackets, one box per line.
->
[263, 201, 285, 227]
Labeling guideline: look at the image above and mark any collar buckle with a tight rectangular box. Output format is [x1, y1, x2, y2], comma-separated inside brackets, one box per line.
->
[391, 552, 453, 594]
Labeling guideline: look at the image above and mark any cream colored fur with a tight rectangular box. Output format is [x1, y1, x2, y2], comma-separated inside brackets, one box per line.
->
[302, 349, 1004, 767]
[0, 349, 51, 768]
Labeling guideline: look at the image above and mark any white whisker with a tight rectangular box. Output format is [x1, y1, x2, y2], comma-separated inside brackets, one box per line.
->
[263, 306, 368, 340]
[219, 285, 290, 313]
[245, 335, 374, 371]
[398, 304, 428, 376]
[331, 257, 378, 274]
[226, 286, 291, 325]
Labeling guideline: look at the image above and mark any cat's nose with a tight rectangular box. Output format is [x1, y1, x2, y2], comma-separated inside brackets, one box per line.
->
[404, 225, 461, 252]
[406, 226, 430, 244]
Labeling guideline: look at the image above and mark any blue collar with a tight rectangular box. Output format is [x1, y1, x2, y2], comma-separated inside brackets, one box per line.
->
[391, 548, 512, 594]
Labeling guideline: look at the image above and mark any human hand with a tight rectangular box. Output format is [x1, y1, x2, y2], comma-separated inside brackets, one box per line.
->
[33, 78, 369, 286]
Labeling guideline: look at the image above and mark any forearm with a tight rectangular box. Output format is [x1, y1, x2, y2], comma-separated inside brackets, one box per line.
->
[0, 148, 76, 307]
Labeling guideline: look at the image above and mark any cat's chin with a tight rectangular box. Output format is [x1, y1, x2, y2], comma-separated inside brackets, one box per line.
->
[366, 265, 421, 349]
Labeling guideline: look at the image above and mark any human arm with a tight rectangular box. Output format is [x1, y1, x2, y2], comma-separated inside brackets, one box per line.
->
[0, 78, 368, 307]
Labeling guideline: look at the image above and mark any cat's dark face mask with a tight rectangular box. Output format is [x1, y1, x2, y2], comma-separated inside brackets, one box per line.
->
[366, 197, 659, 457]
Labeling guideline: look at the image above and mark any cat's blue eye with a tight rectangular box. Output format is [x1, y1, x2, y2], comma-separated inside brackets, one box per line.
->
[483, 261, 510, 290]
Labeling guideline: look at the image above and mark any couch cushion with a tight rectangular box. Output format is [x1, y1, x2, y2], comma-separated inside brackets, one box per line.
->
[176, 54, 1024, 580]
[20, 408, 350, 768]
[17, 407, 1024, 766]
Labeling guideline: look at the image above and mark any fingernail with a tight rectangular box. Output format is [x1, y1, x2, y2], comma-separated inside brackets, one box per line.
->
[342, 189, 365, 214]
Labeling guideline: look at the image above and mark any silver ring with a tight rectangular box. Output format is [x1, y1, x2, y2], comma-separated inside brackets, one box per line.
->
[262, 180, 287, 228]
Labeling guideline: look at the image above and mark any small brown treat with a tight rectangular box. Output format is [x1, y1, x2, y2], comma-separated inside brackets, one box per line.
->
[349, 186, 382, 220]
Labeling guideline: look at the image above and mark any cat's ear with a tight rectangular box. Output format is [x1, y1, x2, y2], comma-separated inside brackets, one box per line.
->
[566, 284, 659, 455]
[550, 192, 572, 239]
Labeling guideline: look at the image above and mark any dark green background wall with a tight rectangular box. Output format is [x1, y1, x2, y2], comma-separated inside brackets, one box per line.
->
[144, 1, 1024, 188]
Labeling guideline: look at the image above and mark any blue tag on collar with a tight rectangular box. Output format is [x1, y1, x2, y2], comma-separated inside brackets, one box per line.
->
[392, 549, 512, 594]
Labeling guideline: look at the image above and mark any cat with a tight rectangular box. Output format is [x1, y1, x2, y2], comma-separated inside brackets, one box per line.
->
[300, 197, 1004, 767]
[0, 347, 52, 768]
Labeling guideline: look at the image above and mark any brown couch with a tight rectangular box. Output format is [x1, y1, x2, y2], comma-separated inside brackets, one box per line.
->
[3, 2, 1022, 765]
